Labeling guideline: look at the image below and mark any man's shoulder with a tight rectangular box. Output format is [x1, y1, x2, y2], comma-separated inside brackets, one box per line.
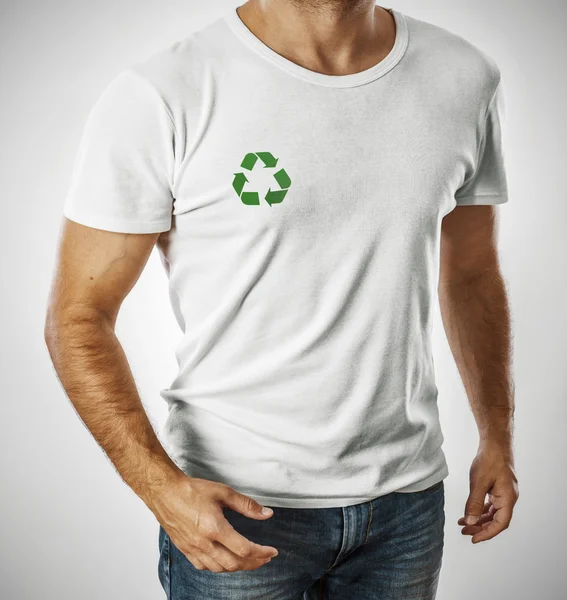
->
[402, 11, 502, 97]
[124, 15, 228, 105]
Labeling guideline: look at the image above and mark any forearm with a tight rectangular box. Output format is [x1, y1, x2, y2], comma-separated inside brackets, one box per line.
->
[45, 307, 184, 506]
[439, 269, 515, 449]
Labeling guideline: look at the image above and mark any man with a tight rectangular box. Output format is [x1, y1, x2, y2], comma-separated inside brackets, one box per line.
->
[45, 1, 519, 598]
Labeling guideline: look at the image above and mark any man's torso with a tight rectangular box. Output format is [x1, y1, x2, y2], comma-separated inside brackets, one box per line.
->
[123, 8, 500, 507]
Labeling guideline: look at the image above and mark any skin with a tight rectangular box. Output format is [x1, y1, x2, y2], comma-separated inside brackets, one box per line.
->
[45, 0, 518, 574]
[237, 0, 396, 77]
[45, 222, 279, 572]
[439, 205, 518, 542]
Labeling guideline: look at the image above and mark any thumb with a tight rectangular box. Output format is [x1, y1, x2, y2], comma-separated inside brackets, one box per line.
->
[464, 480, 489, 525]
[220, 487, 274, 520]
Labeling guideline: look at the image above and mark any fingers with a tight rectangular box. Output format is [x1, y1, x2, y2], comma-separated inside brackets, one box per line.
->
[175, 527, 275, 573]
[459, 478, 519, 543]
[470, 498, 514, 544]
[458, 501, 494, 527]
[186, 549, 221, 572]
[185, 543, 272, 573]
[214, 516, 279, 560]
[459, 512, 492, 534]
[212, 486, 280, 560]
[205, 540, 274, 572]
[219, 486, 275, 521]
[190, 504, 278, 561]
[157, 478, 280, 573]
[463, 479, 490, 526]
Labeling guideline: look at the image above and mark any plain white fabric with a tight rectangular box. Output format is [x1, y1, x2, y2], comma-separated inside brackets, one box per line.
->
[64, 70, 176, 233]
[455, 81, 508, 204]
[63, 7, 508, 508]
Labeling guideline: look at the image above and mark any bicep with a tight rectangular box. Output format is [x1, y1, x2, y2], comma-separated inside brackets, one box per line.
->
[439, 205, 501, 286]
[48, 218, 159, 324]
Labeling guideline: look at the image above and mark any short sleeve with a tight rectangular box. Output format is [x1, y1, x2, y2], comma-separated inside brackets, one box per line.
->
[63, 69, 176, 233]
[454, 80, 509, 206]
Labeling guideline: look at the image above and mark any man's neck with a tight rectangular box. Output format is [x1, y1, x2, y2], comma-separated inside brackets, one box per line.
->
[235, 1, 397, 76]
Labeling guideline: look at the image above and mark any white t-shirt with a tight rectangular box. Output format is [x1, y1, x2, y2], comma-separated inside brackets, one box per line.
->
[63, 6, 508, 508]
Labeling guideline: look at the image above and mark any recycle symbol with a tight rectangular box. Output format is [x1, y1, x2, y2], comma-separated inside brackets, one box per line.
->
[232, 152, 292, 206]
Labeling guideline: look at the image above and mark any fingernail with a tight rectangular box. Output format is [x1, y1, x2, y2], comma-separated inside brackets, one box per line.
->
[465, 515, 478, 525]
[261, 506, 273, 516]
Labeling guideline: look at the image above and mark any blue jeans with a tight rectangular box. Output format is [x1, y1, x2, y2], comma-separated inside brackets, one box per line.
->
[158, 480, 445, 599]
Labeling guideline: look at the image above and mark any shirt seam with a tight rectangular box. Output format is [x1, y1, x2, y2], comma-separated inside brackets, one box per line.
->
[223, 8, 409, 89]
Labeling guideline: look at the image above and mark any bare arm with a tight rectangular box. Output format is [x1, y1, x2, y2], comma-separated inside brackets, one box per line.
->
[45, 219, 177, 499]
[439, 205, 519, 543]
[45, 218, 278, 571]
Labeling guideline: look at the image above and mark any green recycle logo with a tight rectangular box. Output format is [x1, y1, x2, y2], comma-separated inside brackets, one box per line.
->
[232, 152, 292, 206]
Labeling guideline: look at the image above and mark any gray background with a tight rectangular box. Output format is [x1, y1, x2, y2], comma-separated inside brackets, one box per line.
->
[1, 0, 566, 598]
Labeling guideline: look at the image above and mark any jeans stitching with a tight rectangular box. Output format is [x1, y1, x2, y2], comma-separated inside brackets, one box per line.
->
[166, 535, 172, 600]
[363, 500, 373, 545]
[326, 507, 348, 571]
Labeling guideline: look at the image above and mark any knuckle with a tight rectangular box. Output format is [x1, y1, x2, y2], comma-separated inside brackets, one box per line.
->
[197, 539, 215, 555]
[198, 515, 221, 537]
[215, 482, 232, 497]
[225, 562, 240, 572]
[234, 544, 252, 558]
[219, 484, 239, 499]
[231, 492, 259, 513]
[241, 496, 258, 511]
[466, 499, 484, 510]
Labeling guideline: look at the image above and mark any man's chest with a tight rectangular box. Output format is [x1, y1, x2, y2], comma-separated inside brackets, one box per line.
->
[170, 81, 474, 237]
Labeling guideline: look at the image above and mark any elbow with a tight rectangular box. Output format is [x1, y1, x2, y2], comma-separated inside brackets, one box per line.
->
[43, 304, 113, 357]
[44, 306, 56, 350]
[44, 306, 63, 357]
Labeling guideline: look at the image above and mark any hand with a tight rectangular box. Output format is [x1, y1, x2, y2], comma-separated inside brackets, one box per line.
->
[147, 471, 279, 572]
[459, 440, 519, 543]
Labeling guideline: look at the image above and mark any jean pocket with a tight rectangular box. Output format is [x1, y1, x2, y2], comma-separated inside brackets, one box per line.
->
[158, 527, 171, 598]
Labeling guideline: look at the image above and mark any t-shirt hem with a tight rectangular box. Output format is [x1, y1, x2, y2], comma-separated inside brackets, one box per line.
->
[63, 207, 171, 234]
[237, 468, 450, 509]
[391, 465, 449, 494]
[454, 192, 508, 206]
